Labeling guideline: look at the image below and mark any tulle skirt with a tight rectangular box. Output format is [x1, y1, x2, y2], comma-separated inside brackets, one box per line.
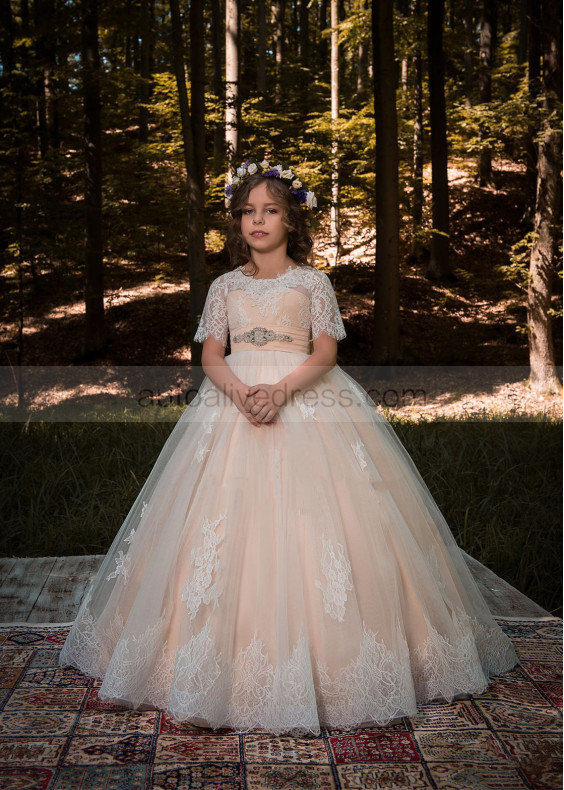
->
[59, 348, 519, 736]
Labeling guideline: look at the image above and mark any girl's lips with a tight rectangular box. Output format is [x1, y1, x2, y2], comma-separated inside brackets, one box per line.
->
[251, 232, 268, 236]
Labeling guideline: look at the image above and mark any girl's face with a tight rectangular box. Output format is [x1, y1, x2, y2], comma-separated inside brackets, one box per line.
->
[240, 181, 289, 256]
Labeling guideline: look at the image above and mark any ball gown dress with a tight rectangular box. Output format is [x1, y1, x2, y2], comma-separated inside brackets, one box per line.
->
[59, 262, 519, 736]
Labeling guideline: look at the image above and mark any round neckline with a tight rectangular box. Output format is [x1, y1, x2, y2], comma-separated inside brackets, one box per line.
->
[238, 263, 300, 280]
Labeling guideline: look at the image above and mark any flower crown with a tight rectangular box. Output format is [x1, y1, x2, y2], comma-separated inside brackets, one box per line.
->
[224, 157, 318, 210]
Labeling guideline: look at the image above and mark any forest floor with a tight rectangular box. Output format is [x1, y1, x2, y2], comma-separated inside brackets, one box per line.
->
[0, 157, 561, 420]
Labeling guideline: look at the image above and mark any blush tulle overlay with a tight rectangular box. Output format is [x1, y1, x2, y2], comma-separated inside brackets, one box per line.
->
[59, 265, 519, 736]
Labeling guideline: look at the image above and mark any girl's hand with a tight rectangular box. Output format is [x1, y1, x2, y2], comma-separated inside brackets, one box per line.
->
[245, 383, 286, 424]
[232, 386, 263, 427]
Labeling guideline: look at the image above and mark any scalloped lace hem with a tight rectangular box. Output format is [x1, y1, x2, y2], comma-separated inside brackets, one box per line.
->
[59, 600, 518, 736]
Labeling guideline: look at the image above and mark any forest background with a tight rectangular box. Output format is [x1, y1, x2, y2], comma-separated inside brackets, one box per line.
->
[0, 0, 562, 615]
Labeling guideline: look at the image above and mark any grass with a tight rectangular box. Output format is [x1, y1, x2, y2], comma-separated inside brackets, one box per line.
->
[0, 414, 561, 617]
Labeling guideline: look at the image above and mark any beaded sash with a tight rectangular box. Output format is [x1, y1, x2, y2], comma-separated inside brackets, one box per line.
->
[232, 326, 293, 346]
[230, 324, 311, 354]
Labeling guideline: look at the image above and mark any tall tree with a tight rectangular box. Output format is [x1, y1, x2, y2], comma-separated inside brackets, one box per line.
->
[82, 0, 105, 356]
[225, 0, 239, 162]
[190, 0, 205, 199]
[319, 0, 328, 69]
[211, 0, 224, 170]
[371, 0, 400, 364]
[411, 0, 424, 256]
[271, 0, 284, 105]
[356, 0, 369, 99]
[426, 0, 452, 280]
[527, 0, 562, 393]
[169, 0, 207, 372]
[330, 0, 340, 262]
[478, 0, 497, 185]
[34, 0, 59, 156]
[524, 0, 541, 220]
[257, 0, 267, 96]
[464, 0, 474, 106]
[138, 0, 153, 141]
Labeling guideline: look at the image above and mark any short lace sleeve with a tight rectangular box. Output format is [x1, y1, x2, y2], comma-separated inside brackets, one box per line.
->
[193, 276, 229, 346]
[310, 272, 347, 342]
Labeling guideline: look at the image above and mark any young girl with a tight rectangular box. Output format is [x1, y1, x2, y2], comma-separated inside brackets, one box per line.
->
[59, 156, 519, 736]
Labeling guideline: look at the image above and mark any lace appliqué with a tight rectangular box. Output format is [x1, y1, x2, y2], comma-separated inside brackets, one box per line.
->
[60, 598, 519, 737]
[168, 621, 223, 717]
[279, 311, 292, 326]
[100, 611, 169, 703]
[412, 611, 488, 701]
[351, 440, 367, 470]
[297, 399, 317, 421]
[314, 535, 354, 622]
[350, 437, 383, 483]
[124, 528, 136, 545]
[194, 278, 229, 346]
[195, 407, 220, 463]
[106, 550, 131, 584]
[309, 271, 347, 341]
[316, 621, 416, 727]
[181, 513, 227, 619]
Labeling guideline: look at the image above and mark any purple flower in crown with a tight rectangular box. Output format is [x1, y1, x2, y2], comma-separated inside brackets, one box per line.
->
[225, 156, 317, 210]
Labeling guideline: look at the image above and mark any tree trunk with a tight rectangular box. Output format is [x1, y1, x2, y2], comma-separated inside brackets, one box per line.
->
[412, 0, 424, 248]
[82, 0, 105, 356]
[0, 0, 15, 77]
[271, 0, 284, 105]
[478, 0, 497, 186]
[169, 0, 207, 374]
[524, 0, 541, 221]
[299, 0, 309, 65]
[190, 0, 205, 199]
[329, 0, 340, 263]
[257, 0, 266, 95]
[356, 0, 368, 98]
[225, 0, 239, 162]
[139, 0, 153, 141]
[464, 0, 473, 106]
[517, 0, 527, 64]
[426, 0, 452, 280]
[319, 0, 328, 69]
[211, 0, 224, 171]
[527, 0, 562, 393]
[371, 0, 400, 364]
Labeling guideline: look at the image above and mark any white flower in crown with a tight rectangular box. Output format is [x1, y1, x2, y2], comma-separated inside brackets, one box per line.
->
[232, 175, 240, 185]
[280, 169, 294, 180]
[260, 159, 270, 169]
[274, 164, 283, 173]
[292, 179, 302, 189]
[237, 166, 246, 177]
[247, 162, 258, 174]
[306, 191, 317, 209]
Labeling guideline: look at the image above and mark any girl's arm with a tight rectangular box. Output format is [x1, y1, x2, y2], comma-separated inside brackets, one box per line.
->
[274, 333, 337, 403]
[201, 337, 262, 426]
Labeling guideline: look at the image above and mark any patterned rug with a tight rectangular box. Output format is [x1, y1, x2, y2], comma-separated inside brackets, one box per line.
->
[0, 617, 561, 790]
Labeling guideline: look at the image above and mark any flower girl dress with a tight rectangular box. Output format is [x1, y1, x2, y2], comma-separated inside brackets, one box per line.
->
[59, 263, 519, 736]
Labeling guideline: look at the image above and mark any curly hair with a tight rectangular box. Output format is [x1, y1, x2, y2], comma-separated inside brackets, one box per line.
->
[225, 174, 315, 275]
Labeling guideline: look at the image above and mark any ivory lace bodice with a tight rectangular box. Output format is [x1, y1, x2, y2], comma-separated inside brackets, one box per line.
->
[193, 264, 347, 353]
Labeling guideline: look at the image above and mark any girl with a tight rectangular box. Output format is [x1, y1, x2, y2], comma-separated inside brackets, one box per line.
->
[60, 156, 519, 736]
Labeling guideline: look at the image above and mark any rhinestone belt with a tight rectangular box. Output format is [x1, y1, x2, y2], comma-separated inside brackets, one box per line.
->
[232, 326, 294, 346]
